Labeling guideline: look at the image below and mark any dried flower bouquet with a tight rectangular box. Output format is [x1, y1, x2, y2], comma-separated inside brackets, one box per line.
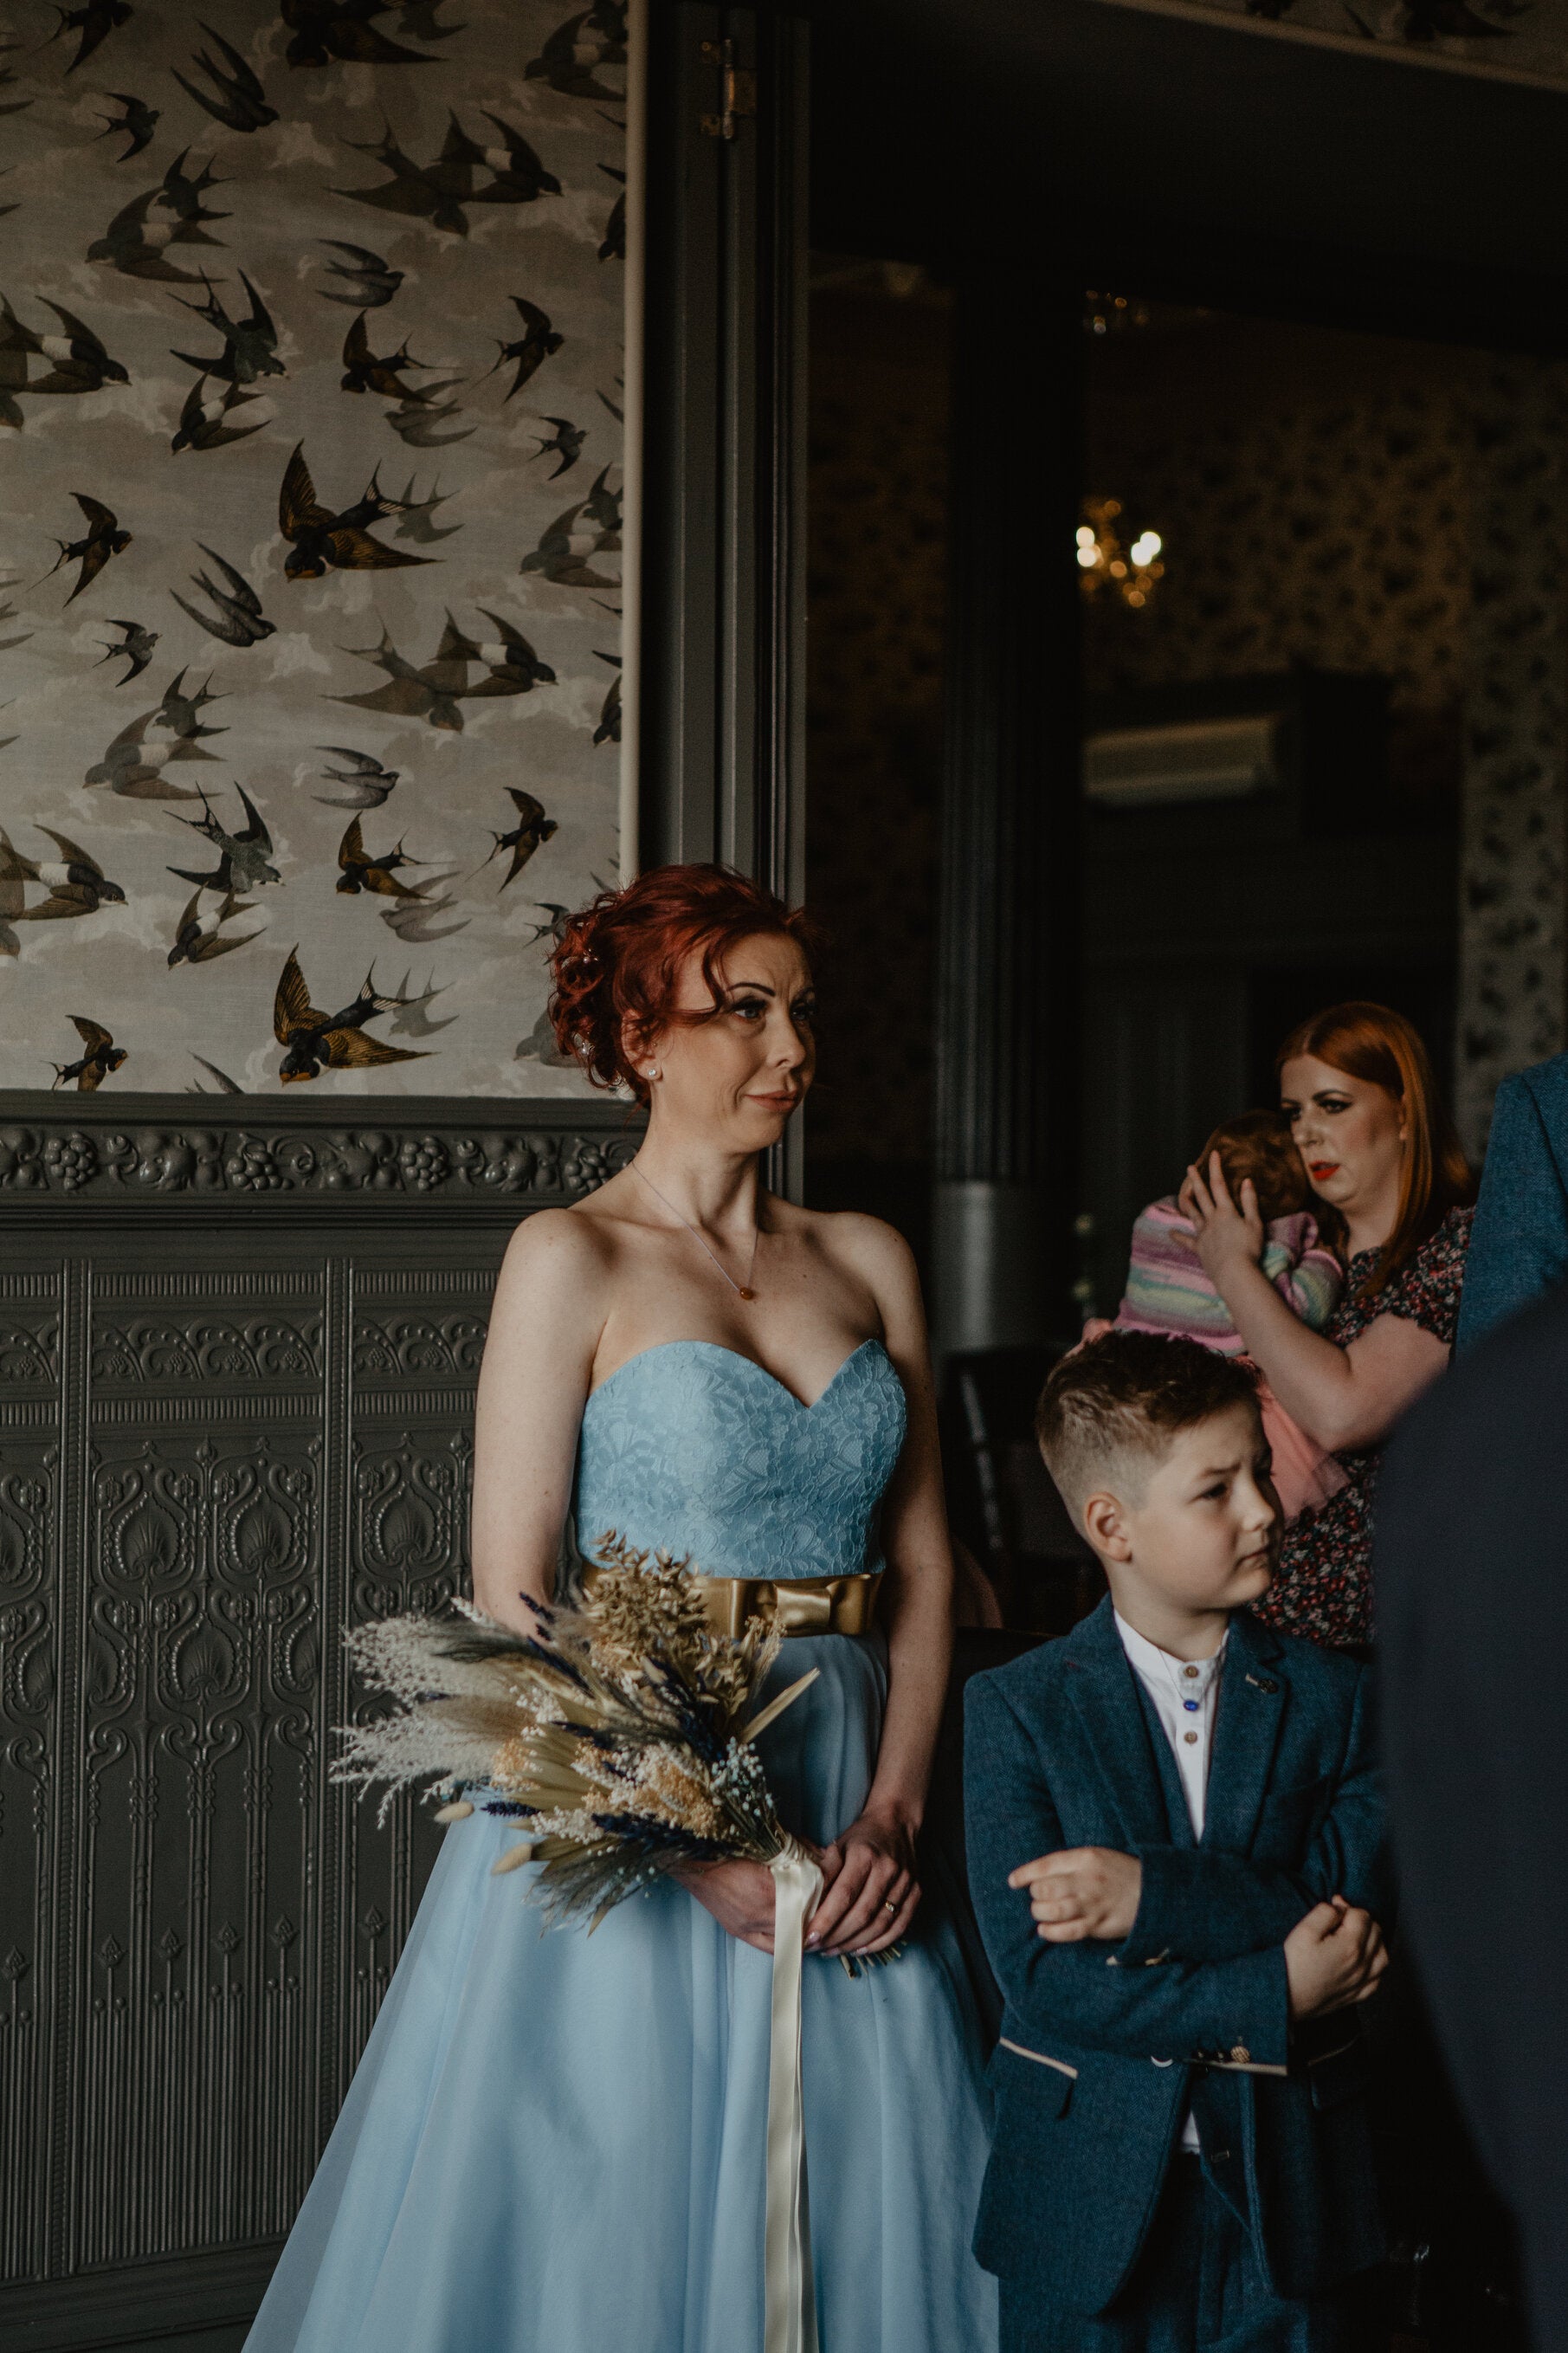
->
[337, 1534, 886, 1968]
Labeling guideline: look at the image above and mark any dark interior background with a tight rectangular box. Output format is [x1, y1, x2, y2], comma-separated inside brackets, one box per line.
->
[798, 0, 1567, 1313]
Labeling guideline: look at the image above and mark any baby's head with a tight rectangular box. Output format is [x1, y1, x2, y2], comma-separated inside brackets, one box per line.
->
[1196, 1109, 1308, 1223]
[1036, 1333, 1279, 1629]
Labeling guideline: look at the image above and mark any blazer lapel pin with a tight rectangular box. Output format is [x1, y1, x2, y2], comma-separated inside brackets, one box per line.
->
[1245, 1672, 1279, 1694]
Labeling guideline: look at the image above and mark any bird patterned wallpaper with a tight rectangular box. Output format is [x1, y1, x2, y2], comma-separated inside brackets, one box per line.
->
[0, 0, 626, 1096]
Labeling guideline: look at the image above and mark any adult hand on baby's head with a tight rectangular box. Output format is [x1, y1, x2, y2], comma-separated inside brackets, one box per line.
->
[1178, 1152, 1266, 1290]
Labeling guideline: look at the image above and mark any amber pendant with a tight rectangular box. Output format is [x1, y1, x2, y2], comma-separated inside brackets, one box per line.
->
[738, 1287, 756, 1302]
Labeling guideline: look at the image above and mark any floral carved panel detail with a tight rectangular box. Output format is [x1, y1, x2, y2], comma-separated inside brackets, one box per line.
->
[0, 1115, 637, 1199]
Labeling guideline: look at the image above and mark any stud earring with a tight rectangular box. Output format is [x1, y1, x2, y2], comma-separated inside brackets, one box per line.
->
[648, 1065, 661, 1082]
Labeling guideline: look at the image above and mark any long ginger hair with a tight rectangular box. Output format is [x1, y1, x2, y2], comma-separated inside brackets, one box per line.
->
[1275, 1000, 1473, 1294]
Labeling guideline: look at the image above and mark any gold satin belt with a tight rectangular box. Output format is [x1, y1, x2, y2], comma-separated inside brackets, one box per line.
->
[584, 1567, 880, 1639]
[699, 1571, 880, 1639]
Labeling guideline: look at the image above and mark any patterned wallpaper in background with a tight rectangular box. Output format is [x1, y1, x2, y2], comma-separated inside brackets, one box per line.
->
[1102, 0, 1568, 88]
[0, 0, 626, 1096]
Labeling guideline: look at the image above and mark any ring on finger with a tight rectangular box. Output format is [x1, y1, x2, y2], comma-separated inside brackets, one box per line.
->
[884, 1899, 898, 1915]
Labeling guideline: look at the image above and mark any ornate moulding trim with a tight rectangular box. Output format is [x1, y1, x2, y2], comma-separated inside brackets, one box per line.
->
[0, 1093, 642, 1211]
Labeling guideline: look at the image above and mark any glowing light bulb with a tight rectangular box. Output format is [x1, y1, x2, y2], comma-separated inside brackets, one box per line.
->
[1076, 546, 1100, 570]
[1076, 526, 1097, 547]
[1129, 531, 1163, 566]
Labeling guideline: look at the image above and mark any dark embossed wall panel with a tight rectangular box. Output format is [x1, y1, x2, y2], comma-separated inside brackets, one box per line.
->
[0, 1096, 636, 2348]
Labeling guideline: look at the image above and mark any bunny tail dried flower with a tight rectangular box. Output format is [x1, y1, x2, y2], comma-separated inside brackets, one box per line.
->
[334, 1536, 830, 1937]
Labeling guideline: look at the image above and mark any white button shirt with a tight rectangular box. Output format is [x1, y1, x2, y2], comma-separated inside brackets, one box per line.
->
[1114, 1611, 1229, 2150]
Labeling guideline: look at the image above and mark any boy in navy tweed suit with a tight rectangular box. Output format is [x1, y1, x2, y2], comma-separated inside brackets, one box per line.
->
[965, 1334, 1390, 2352]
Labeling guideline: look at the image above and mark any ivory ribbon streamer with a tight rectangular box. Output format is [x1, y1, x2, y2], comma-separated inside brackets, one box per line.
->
[765, 1843, 824, 2353]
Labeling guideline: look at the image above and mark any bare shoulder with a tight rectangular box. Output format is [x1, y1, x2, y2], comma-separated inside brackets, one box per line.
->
[779, 1201, 919, 1301]
[490, 1204, 616, 1344]
[498, 1202, 614, 1281]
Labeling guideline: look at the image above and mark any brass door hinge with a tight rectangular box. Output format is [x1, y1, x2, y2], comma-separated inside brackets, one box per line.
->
[699, 36, 757, 139]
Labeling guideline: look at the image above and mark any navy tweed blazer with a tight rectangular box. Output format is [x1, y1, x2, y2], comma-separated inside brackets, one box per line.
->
[963, 1600, 1389, 2316]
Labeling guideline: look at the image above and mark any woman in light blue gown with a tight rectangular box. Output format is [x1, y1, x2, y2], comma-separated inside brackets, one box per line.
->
[248, 863, 999, 2353]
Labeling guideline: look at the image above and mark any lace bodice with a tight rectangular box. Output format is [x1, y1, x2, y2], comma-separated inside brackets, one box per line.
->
[573, 1338, 907, 1581]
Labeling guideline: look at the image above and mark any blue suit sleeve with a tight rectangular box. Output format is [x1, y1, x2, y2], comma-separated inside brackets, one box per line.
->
[1459, 1072, 1568, 1350]
[965, 1676, 1290, 2067]
[1117, 1667, 1390, 1965]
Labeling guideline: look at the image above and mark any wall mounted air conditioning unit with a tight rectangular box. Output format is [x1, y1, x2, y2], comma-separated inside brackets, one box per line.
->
[1083, 713, 1282, 808]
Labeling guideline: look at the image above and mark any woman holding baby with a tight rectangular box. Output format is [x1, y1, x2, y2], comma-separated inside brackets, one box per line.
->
[1180, 1001, 1474, 1652]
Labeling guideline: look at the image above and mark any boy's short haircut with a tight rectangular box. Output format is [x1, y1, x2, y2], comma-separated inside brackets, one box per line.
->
[1036, 1331, 1261, 1516]
[1197, 1108, 1309, 1225]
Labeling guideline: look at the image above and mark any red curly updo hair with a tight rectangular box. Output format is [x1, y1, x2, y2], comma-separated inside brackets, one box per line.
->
[548, 863, 817, 1106]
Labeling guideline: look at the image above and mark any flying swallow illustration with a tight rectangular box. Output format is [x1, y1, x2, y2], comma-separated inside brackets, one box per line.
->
[335, 617, 468, 730]
[281, 0, 441, 68]
[168, 885, 261, 967]
[336, 814, 434, 899]
[171, 25, 277, 131]
[0, 581, 32, 654]
[187, 1053, 245, 1092]
[480, 788, 556, 889]
[0, 35, 35, 117]
[598, 162, 625, 262]
[94, 91, 158, 157]
[517, 464, 621, 588]
[442, 611, 555, 697]
[529, 415, 584, 478]
[339, 310, 437, 400]
[379, 880, 467, 942]
[96, 617, 158, 682]
[274, 948, 430, 1083]
[511, 901, 578, 950]
[514, 1001, 574, 1066]
[487, 295, 562, 400]
[169, 271, 283, 385]
[52, 1015, 128, 1090]
[593, 650, 621, 745]
[388, 966, 456, 1034]
[49, 1, 132, 73]
[469, 114, 562, 207]
[0, 294, 129, 428]
[87, 666, 225, 796]
[313, 744, 398, 807]
[166, 780, 279, 891]
[336, 113, 512, 237]
[45, 495, 131, 604]
[0, 826, 126, 920]
[87, 151, 230, 281]
[525, 3, 626, 102]
[280, 444, 431, 580]
[390, 475, 460, 542]
[317, 238, 402, 308]
[385, 385, 474, 445]
[171, 373, 267, 454]
[171, 546, 274, 646]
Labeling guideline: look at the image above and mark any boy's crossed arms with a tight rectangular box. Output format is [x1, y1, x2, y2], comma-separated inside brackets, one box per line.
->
[1009, 1845, 1387, 2026]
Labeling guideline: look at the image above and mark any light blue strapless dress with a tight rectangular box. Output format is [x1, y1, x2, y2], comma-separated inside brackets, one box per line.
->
[247, 1339, 998, 2353]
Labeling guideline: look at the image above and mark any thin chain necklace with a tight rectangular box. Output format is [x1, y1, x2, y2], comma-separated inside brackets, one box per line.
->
[630, 1160, 760, 1302]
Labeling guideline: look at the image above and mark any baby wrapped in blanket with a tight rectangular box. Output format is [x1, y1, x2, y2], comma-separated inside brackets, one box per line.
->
[1111, 1111, 1348, 1516]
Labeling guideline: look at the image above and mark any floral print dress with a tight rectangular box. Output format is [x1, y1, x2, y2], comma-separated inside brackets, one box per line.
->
[1257, 1206, 1473, 1651]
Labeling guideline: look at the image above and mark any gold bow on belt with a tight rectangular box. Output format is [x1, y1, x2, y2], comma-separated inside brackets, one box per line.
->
[696, 1572, 880, 1640]
[582, 1567, 880, 1640]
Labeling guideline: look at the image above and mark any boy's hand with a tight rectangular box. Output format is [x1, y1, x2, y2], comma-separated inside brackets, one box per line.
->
[1008, 1847, 1143, 1943]
[1284, 1896, 1388, 2020]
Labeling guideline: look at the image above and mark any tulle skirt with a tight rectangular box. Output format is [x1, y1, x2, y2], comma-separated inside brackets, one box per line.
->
[245, 1632, 999, 2353]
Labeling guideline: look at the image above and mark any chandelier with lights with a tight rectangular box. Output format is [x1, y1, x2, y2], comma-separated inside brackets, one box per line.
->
[1076, 498, 1164, 609]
